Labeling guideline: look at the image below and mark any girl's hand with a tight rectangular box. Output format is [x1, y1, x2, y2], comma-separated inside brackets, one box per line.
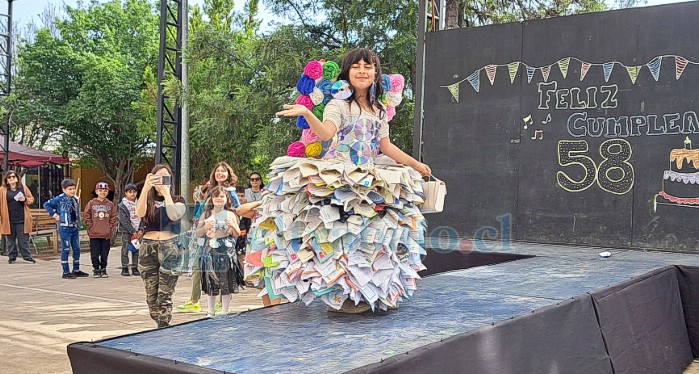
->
[144, 173, 158, 190]
[275, 104, 311, 117]
[204, 219, 215, 231]
[155, 185, 170, 197]
[413, 162, 432, 177]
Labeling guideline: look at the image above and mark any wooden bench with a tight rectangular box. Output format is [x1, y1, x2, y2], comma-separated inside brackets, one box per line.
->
[29, 209, 59, 254]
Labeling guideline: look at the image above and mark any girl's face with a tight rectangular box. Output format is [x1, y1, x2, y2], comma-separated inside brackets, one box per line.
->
[126, 190, 137, 201]
[215, 166, 229, 183]
[349, 59, 376, 91]
[211, 191, 228, 207]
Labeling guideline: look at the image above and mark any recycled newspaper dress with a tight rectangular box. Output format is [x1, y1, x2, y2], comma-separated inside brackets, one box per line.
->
[246, 99, 427, 311]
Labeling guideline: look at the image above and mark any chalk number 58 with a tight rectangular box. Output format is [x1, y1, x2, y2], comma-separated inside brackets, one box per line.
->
[557, 139, 634, 195]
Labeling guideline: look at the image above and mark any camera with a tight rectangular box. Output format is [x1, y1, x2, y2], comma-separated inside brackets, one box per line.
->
[155, 175, 172, 185]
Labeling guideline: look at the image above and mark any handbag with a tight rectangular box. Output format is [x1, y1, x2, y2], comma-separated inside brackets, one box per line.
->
[421, 175, 447, 214]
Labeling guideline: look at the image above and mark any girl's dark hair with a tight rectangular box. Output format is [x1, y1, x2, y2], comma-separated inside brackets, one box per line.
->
[144, 164, 175, 224]
[203, 185, 234, 220]
[3, 170, 23, 189]
[209, 162, 237, 188]
[337, 48, 386, 119]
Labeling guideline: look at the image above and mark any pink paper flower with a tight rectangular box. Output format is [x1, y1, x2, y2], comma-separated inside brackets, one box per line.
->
[295, 95, 314, 111]
[386, 106, 396, 122]
[287, 141, 306, 157]
[301, 129, 319, 144]
[390, 74, 405, 93]
[304, 60, 324, 80]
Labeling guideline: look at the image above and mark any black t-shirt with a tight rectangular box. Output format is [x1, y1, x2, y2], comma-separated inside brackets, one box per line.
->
[143, 195, 186, 234]
[6, 188, 25, 224]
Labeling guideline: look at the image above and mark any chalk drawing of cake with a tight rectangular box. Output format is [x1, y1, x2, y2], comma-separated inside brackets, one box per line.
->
[656, 136, 699, 208]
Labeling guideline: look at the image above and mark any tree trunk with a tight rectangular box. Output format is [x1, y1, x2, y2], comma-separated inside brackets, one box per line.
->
[446, 0, 462, 29]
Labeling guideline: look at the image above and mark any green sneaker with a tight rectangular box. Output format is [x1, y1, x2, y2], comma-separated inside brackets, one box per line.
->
[214, 301, 222, 314]
[175, 300, 201, 313]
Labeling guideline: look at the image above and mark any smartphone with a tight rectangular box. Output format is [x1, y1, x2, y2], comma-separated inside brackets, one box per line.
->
[155, 175, 172, 185]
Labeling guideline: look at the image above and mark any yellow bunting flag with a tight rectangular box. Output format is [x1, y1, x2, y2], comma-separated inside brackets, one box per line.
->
[558, 58, 571, 79]
[507, 62, 520, 83]
[626, 66, 640, 84]
[447, 83, 459, 103]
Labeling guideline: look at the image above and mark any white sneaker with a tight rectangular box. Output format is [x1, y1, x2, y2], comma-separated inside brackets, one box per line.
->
[205, 313, 215, 318]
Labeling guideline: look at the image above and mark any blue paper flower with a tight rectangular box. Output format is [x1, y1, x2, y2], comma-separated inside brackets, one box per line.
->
[296, 74, 316, 95]
[296, 116, 310, 129]
[381, 74, 391, 92]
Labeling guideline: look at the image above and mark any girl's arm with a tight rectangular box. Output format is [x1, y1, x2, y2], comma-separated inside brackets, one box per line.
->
[195, 216, 209, 237]
[226, 211, 240, 237]
[237, 201, 262, 219]
[136, 174, 157, 218]
[275, 105, 337, 141]
[379, 137, 432, 176]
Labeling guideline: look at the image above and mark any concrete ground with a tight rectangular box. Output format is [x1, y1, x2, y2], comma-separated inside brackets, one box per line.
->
[0, 247, 263, 374]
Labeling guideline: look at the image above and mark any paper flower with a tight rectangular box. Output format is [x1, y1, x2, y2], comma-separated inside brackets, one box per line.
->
[390, 74, 405, 93]
[312, 103, 325, 120]
[309, 87, 325, 105]
[296, 74, 316, 95]
[301, 128, 319, 144]
[379, 93, 388, 106]
[381, 74, 391, 92]
[295, 95, 314, 111]
[296, 116, 310, 129]
[331, 80, 352, 100]
[287, 141, 306, 157]
[305, 142, 323, 158]
[304, 60, 323, 80]
[322, 61, 340, 80]
[386, 91, 403, 107]
[386, 106, 396, 122]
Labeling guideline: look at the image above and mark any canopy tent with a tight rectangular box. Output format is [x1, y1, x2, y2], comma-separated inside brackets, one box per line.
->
[0, 135, 69, 167]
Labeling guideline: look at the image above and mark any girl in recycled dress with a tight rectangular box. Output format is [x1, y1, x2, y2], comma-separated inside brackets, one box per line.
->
[248, 48, 431, 313]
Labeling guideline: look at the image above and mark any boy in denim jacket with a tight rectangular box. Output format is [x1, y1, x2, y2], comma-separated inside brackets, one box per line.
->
[44, 178, 89, 279]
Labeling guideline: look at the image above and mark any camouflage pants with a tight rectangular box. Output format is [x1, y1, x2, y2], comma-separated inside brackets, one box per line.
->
[138, 237, 182, 325]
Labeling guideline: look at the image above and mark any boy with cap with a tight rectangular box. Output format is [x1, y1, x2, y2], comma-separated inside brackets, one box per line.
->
[84, 182, 117, 277]
[117, 183, 142, 276]
[44, 178, 89, 279]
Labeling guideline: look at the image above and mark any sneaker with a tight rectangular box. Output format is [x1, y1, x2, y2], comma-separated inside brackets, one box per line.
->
[328, 300, 371, 314]
[121, 268, 130, 276]
[205, 313, 215, 318]
[214, 302, 222, 314]
[23, 258, 36, 263]
[8, 259, 15, 264]
[101, 269, 109, 278]
[93, 269, 101, 277]
[157, 321, 170, 329]
[62, 272, 77, 279]
[73, 270, 90, 277]
[131, 268, 140, 276]
[175, 300, 201, 313]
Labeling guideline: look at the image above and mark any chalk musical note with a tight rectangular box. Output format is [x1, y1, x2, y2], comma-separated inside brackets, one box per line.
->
[531, 130, 543, 140]
[542, 113, 552, 125]
[522, 114, 533, 130]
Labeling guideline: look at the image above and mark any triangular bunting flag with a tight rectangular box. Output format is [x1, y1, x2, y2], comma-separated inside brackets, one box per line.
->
[447, 83, 459, 103]
[507, 62, 520, 83]
[676, 56, 688, 80]
[541, 65, 552, 82]
[603, 62, 615, 82]
[558, 58, 571, 79]
[485, 65, 497, 85]
[626, 66, 640, 84]
[526, 65, 536, 83]
[580, 62, 591, 81]
[647, 56, 662, 81]
[466, 70, 481, 92]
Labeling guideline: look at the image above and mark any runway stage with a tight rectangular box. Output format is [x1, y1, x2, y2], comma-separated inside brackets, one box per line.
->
[68, 243, 699, 373]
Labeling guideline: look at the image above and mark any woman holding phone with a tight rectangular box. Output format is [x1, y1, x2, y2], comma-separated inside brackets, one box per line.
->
[0, 170, 35, 264]
[136, 164, 187, 328]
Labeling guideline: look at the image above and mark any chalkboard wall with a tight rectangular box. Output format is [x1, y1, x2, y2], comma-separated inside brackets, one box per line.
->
[422, 2, 699, 252]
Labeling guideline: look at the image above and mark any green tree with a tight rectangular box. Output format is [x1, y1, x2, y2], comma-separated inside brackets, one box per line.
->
[11, 0, 159, 202]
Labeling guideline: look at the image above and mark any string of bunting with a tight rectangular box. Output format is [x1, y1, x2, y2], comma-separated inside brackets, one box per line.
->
[441, 55, 699, 103]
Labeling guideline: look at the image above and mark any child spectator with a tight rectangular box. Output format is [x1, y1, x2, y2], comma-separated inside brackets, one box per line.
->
[118, 183, 142, 276]
[44, 178, 89, 279]
[84, 182, 117, 277]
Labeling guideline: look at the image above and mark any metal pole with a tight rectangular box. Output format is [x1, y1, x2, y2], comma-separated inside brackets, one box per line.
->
[3, 0, 12, 172]
[180, 0, 189, 201]
[412, 0, 427, 160]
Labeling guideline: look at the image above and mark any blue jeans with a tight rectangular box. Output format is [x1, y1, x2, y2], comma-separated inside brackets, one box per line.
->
[59, 227, 81, 274]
